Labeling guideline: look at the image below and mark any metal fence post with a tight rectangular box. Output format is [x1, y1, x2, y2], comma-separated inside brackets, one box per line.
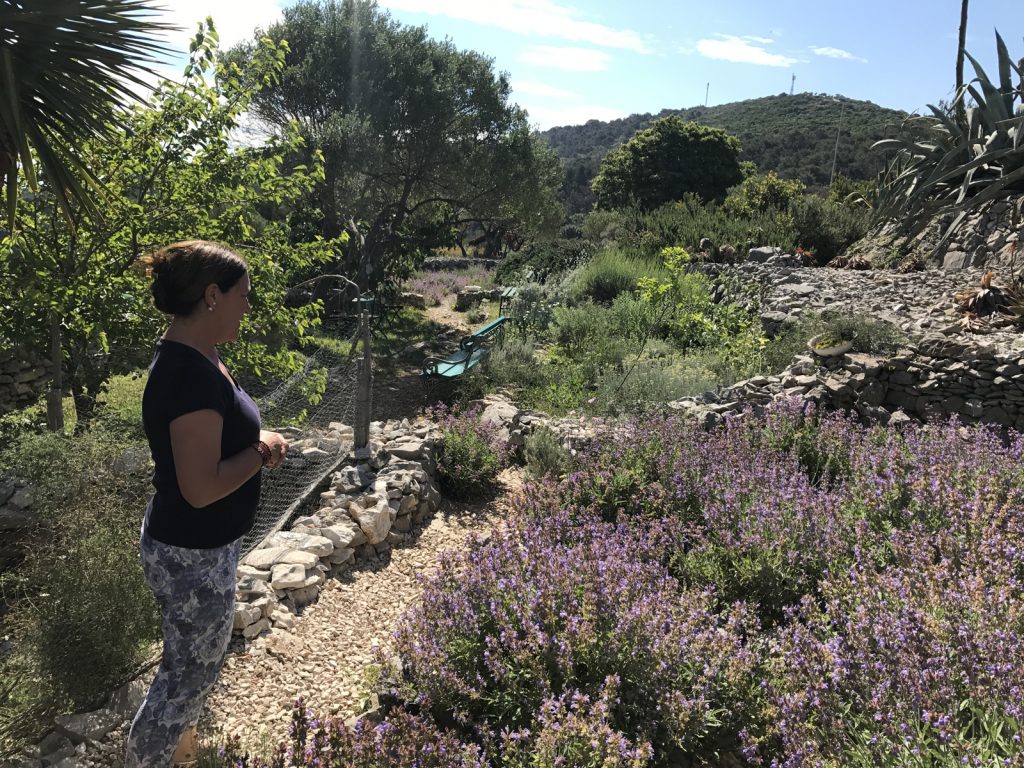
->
[354, 309, 372, 450]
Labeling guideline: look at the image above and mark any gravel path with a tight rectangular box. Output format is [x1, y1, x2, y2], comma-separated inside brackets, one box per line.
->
[78, 469, 520, 767]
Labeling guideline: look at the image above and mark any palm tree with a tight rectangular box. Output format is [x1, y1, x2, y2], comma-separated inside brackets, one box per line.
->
[0, 0, 174, 228]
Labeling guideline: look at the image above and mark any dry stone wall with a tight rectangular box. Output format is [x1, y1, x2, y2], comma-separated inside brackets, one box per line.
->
[0, 349, 51, 416]
[844, 192, 1023, 270]
[673, 261, 1024, 431]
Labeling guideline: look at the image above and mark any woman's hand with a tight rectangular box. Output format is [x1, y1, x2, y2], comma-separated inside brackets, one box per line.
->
[260, 430, 289, 469]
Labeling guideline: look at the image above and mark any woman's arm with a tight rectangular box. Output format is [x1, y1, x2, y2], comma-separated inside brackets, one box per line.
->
[169, 409, 263, 508]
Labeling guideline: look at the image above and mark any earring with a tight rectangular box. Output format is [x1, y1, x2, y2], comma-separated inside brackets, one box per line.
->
[208, 304, 215, 312]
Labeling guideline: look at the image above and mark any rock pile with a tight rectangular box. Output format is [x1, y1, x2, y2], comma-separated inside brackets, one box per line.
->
[0, 350, 51, 416]
[231, 419, 442, 639]
[454, 285, 504, 312]
[844, 191, 1023, 270]
[674, 262, 1024, 431]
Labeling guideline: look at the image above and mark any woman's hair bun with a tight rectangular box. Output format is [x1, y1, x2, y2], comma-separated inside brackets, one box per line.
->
[141, 240, 247, 316]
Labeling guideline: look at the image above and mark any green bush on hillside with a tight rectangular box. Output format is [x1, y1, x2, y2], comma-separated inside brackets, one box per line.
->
[569, 249, 655, 304]
[616, 196, 798, 259]
[789, 194, 871, 263]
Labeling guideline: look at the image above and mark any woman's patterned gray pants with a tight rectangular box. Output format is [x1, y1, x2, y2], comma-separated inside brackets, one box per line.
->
[124, 527, 241, 767]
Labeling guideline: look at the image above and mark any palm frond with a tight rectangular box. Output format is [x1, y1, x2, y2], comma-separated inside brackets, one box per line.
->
[0, 0, 178, 228]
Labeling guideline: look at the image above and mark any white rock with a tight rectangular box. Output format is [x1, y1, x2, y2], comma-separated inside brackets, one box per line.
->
[242, 618, 271, 639]
[270, 563, 307, 590]
[53, 709, 121, 744]
[320, 524, 360, 549]
[264, 531, 334, 558]
[242, 546, 289, 570]
[351, 500, 391, 545]
[233, 604, 262, 630]
[328, 547, 355, 565]
[277, 549, 319, 569]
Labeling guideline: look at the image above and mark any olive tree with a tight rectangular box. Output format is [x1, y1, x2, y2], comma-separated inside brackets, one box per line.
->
[232, 0, 562, 290]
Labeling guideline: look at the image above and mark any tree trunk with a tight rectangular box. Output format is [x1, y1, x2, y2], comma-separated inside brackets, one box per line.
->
[955, 0, 969, 125]
[45, 315, 64, 432]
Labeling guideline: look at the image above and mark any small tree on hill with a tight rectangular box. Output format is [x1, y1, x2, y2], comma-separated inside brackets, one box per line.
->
[591, 116, 743, 211]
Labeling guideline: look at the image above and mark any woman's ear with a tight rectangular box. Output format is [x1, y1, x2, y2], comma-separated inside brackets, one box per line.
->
[203, 283, 220, 309]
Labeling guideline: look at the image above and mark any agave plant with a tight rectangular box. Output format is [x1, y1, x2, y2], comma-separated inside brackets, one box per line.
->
[0, 0, 175, 228]
[872, 32, 1024, 252]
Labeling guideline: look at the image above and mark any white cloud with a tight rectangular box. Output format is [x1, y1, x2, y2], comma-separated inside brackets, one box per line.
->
[745, 35, 774, 45]
[153, 0, 284, 57]
[378, 0, 650, 53]
[811, 46, 867, 63]
[519, 45, 610, 72]
[524, 102, 627, 130]
[512, 80, 581, 99]
[696, 34, 799, 67]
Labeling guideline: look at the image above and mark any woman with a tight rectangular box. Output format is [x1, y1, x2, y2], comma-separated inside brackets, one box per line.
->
[126, 241, 289, 767]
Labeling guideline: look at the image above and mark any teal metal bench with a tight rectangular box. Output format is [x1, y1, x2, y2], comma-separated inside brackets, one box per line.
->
[421, 316, 508, 378]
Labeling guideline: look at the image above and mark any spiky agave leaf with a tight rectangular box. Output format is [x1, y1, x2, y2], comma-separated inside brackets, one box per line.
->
[0, 0, 177, 229]
[871, 31, 1024, 254]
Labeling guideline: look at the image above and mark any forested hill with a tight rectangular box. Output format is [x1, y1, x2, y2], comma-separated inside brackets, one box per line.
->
[539, 93, 909, 211]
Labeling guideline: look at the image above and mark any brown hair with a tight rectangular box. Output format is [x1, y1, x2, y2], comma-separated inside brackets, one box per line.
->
[139, 241, 247, 316]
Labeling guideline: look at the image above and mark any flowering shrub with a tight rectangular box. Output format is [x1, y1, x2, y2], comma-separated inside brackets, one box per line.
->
[407, 266, 496, 307]
[391, 513, 766, 762]
[209, 701, 483, 767]
[213, 400, 1024, 767]
[430, 404, 509, 500]
[551, 402, 1024, 763]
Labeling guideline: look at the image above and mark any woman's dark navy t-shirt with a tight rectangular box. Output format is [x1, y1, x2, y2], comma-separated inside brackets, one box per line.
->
[142, 339, 261, 549]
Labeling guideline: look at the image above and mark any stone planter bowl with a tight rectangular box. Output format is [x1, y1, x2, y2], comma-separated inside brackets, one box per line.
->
[807, 333, 854, 357]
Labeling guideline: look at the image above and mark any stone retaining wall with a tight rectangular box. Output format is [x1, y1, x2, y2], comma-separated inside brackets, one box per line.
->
[0, 349, 51, 416]
[231, 419, 442, 638]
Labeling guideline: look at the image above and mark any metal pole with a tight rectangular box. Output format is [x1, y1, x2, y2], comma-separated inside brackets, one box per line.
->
[354, 308, 372, 450]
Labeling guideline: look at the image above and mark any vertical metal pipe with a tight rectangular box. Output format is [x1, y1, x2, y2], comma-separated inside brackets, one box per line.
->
[354, 308, 372, 450]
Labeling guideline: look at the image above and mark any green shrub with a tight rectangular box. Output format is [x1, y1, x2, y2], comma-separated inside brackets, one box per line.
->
[523, 426, 570, 479]
[605, 291, 664, 343]
[433, 407, 506, 500]
[724, 171, 805, 216]
[761, 312, 906, 374]
[505, 283, 559, 341]
[518, 363, 590, 415]
[615, 196, 797, 259]
[485, 338, 546, 389]
[497, 239, 593, 285]
[581, 209, 627, 245]
[569, 248, 651, 304]
[593, 356, 722, 413]
[788, 194, 871, 263]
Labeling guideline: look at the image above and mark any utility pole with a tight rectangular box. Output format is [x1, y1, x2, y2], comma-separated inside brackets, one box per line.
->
[790, 73, 795, 95]
[705, 82, 709, 106]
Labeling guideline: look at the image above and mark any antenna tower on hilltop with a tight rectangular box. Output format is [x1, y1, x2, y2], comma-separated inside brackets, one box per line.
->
[705, 82, 709, 106]
[790, 73, 795, 95]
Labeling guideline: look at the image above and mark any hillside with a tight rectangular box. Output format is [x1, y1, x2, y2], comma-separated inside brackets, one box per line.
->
[540, 93, 909, 212]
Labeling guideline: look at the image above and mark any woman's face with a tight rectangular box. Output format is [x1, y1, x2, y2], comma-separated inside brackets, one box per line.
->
[217, 273, 251, 341]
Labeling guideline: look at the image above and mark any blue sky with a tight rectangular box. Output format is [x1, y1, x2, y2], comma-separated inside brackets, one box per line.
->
[156, 0, 1024, 130]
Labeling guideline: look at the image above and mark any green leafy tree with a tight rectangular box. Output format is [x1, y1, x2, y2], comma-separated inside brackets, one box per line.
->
[232, 0, 562, 291]
[591, 116, 744, 211]
[724, 171, 806, 216]
[0, 0, 173, 227]
[0, 24, 337, 430]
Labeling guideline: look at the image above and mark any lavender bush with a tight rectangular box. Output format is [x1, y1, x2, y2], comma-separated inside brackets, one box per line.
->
[429, 403, 510, 500]
[391, 514, 766, 762]
[212, 400, 1024, 766]
[407, 267, 497, 307]
[207, 701, 483, 767]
